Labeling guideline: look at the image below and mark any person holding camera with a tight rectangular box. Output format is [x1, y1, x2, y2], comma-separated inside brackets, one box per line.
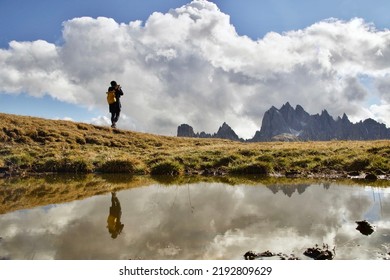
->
[107, 80, 124, 128]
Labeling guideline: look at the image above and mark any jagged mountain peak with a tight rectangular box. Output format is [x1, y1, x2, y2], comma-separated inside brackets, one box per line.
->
[216, 122, 240, 141]
[320, 109, 332, 117]
[177, 122, 241, 141]
[252, 103, 390, 141]
[219, 122, 229, 128]
[280, 102, 293, 109]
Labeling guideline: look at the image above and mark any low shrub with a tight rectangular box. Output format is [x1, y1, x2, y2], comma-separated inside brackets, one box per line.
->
[321, 156, 345, 171]
[34, 157, 92, 173]
[368, 156, 390, 172]
[85, 136, 103, 145]
[230, 162, 271, 175]
[213, 155, 239, 167]
[76, 137, 86, 145]
[256, 154, 274, 162]
[345, 157, 370, 172]
[4, 153, 33, 169]
[151, 161, 182, 176]
[239, 149, 257, 157]
[99, 159, 136, 173]
[291, 158, 311, 168]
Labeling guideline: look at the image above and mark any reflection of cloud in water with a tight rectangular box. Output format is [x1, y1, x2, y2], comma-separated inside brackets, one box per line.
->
[0, 182, 389, 259]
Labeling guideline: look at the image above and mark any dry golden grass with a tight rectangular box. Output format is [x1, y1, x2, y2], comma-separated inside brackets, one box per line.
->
[1, 112, 390, 179]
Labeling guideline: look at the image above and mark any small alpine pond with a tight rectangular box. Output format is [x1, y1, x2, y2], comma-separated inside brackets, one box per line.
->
[0, 176, 389, 260]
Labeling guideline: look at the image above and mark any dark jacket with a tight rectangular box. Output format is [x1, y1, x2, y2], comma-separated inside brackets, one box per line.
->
[108, 85, 124, 113]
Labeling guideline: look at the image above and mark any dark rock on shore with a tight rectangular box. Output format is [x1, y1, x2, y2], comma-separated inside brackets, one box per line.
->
[365, 173, 378, 181]
[244, 250, 299, 260]
[245, 244, 335, 260]
[244, 251, 258, 260]
[303, 245, 334, 260]
[356, 220, 375, 236]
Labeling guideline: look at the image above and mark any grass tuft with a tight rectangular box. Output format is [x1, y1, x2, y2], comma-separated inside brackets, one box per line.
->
[151, 161, 182, 176]
[98, 159, 136, 174]
[230, 162, 271, 175]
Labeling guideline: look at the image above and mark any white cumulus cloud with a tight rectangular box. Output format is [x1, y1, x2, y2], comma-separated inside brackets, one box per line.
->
[1, 0, 390, 139]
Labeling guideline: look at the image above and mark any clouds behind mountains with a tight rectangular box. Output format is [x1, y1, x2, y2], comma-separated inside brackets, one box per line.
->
[1, 0, 390, 138]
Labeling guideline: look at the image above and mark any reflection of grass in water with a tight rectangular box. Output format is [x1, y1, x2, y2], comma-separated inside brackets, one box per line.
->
[0, 174, 154, 214]
[1, 173, 388, 215]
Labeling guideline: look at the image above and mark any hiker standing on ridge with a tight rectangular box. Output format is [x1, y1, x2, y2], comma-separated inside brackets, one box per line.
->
[107, 80, 124, 128]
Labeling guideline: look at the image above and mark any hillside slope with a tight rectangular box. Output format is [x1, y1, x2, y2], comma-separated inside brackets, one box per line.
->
[1, 113, 390, 180]
[0, 113, 243, 176]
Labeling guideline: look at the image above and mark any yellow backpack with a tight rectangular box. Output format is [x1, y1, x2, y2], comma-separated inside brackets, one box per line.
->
[106, 90, 116, 104]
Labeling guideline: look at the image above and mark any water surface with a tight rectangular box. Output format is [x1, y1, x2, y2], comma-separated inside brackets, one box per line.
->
[0, 177, 389, 260]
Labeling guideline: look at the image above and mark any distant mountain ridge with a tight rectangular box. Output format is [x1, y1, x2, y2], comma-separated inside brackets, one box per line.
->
[177, 102, 390, 141]
[177, 122, 243, 141]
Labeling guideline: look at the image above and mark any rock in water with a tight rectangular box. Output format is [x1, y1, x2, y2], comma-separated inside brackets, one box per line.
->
[356, 220, 374, 236]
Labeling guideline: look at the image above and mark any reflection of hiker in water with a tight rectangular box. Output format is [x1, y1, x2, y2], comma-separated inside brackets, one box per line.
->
[107, 192, 124, 239]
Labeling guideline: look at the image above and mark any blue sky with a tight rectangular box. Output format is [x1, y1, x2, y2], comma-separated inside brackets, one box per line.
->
[1, 0, 388, 45]
[1, 0, 390, 138]
[0, 0, 188, 46]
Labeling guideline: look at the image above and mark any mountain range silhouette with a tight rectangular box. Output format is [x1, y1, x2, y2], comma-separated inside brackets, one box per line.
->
[178, 102, 390, 141]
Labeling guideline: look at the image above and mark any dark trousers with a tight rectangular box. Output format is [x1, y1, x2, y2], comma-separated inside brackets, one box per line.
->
[111, 111, 120, 124]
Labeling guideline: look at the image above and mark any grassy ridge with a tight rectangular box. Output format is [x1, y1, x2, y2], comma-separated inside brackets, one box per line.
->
[1, 113, 390, 179]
